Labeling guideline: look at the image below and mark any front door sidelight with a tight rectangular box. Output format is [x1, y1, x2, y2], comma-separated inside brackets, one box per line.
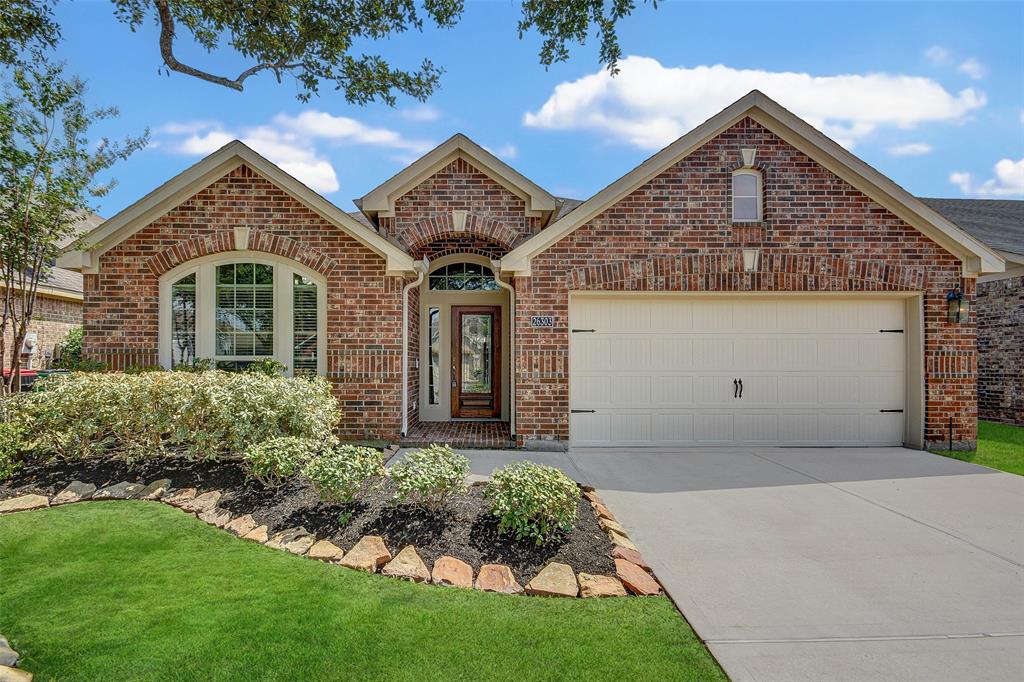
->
[451, 306, 501, 418]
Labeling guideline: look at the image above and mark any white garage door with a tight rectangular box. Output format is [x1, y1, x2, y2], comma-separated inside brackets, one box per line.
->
[569, 296, 906, 447]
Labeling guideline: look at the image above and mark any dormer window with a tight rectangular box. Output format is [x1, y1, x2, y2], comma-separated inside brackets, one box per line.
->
[732, 169, 762, 222]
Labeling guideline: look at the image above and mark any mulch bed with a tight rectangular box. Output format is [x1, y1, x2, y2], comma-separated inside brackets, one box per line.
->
[1, 456, 616, 582]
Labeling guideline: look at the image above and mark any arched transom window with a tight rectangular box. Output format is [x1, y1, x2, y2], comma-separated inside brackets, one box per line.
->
[732, 169, 763, 222]
[161, 254, 326, 376]
[428, 262, 499, 291]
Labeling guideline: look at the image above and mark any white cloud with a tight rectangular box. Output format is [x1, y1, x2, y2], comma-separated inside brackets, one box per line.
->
[483, 143, 518, 160]
[400, 105, 441, 122]
[888, 142, 933, 157]
[524, 57, 986, 150]
[1020, 109, 1024, 125]
[957, 57, 986, 80]
[924, 45, 953, 65]
[160, 111, 435, 194]
[949, 157, 1024, 197]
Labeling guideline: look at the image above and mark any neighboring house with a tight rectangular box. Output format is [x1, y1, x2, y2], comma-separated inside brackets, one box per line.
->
[59, 91, 1003, 450]
[1, 265, 84, 370]
[920, 199, 1023, 426]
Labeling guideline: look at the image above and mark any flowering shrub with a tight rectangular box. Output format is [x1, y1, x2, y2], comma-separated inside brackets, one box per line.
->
[0, 421, 24, 481]
[7, 371, 340, 463]
[302, 445, 386, 504]
[485, 461, 580, 545]
[243, 436, 320, 487]
[388, 444, 468, 511]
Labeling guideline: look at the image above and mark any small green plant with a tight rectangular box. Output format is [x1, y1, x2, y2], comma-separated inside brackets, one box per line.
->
[389, 443, 468, 512]
[0, 421, 25, 481]
[302, 445, 385, 508]
[53, 326, 83, 369]
[172, 358, 214, 373]
[242, 436, 321, 487]
[485, 461, 580, 545]
[244, 358, 287, 376]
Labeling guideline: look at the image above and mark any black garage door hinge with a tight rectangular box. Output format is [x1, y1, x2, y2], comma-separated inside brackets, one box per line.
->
[879, 329, 904, 333]
[571, 409, 596, 413]
[879, 409, 904, 413]
[571, 329, 596, 333]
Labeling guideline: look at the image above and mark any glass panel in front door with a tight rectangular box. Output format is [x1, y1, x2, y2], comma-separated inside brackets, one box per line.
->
[461, 314, 492, 394]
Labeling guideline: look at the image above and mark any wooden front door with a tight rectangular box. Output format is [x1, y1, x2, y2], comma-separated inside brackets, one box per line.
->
[451, 306, 501, 418]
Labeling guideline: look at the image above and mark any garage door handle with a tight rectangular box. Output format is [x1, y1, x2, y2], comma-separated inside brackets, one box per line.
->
[738, 378, 743, 398]
[571, 409, 596, 413]
[733, 379, 739, 398]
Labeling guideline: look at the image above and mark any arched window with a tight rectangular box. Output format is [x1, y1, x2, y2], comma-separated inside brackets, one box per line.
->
[160, 254, 326, 376]
[428, 262, 499, 291]
[732, 169, 762, 222]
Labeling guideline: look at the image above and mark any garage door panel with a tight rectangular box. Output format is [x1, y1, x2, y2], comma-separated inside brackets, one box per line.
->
[695, 375, 741, 404]
[779, 339, 819, 370]
[780, 413, 820, 442]
[571, 375, 612, 404]
[733, 300, 778, 330]
[652, 376, 693, 405]
[736, 376, 779, 405]
[611, 413, 652, 443]
[611, 375, 652, 406]
[861, 374, 905, 406]
[694, 338, 735, 369]
[694, 413, 735, 442]
[858, 337, 904, 370]
[651, 337, 693, 370]
[734, 338, 778, 369]
[649, 301, 693, 330]
[693, 301, 734, 329]
[610, 338, 650, 370]
[653, 413, 694, 442]
[780, 376, 819, 405]
[609, 300, 650, 331]
[820, 375, 861, 406]
[573, 336, 611, 371]
[818, 339, 862, 370]
[736, 413, 780, 442]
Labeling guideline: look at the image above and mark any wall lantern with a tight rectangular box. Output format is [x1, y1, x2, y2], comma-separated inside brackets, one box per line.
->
[946, 287, 968, 323]
[742, 248, 760, 273]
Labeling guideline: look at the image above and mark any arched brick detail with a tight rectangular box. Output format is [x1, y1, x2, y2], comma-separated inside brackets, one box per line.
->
[568, 254, 928, 292]
[145, 229, 340, 277]
[402, 213, 521, 254]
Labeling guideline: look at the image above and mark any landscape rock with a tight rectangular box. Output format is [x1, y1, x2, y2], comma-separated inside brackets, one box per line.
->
[610, 545, 650, 571]
[339, 535, 391, 572]
[224, 514, 258, 537]
[607, 529, 638, 552]
[180, 491, 221, 514]
[582, 489, 602, 504]
[163, 488, 197, 507]
[382, 545, 430, 582]
[599, 517, 628, 535]
[92, 482, 144, 500]
[474, 564, 523, 594]
[242, 525, 269, 543]
[591, 502, 615, 521]
[198, 508, 232, 528]
[525, 562, 578, 598]
[431, 556, 473, 588]
[52, 481, 96, 505]
[0, 664, 31, 681]
[0, 495, 49, 514]
[577, 573, 627, 598]
[137, 478, 171, 500]
[615, 559, 662, 596]
[266, 527, 313, 554]
[307, 540, 344, 562]
[0, 636, 17, 667]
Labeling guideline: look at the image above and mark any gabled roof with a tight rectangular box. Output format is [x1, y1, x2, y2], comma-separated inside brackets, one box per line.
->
[57, 141, 417, 276]
[501, 90, 1004, 277]
[920, 198, 1024, 258]
[357, 134, 558, 225]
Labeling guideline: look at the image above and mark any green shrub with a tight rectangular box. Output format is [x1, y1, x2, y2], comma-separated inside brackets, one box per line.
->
[52, 327, 105, 371]
[389, 444, 468, 511]
[302, 445, 386, 504]
[0, 421, 25, 481]
[485, 461, 580, 545]
[7, 370, 340, 463]
[243, 436, 320, 487]
[243, 358, 287, 376]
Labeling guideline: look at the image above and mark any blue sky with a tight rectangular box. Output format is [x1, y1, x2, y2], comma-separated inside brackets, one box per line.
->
[49, 1, 1024, 217]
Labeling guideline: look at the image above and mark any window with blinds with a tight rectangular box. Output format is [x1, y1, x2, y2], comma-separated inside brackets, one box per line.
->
[293, 273, 318, 376]
[170, 272, 196, 367]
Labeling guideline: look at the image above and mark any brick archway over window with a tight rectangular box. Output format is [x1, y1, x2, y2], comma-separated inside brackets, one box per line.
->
[145, 230, 340, 278]
[567, 254, 929, 292]
[401, 213, 522, 255]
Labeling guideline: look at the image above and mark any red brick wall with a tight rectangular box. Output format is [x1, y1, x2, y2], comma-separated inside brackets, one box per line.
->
[976, 274, 1023, 425]
[516, 118, 976, 449]
[2, 292, 81, 369]
[83, 164, 406, 440]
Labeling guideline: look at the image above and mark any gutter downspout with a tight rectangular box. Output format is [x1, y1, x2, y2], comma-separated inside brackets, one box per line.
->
[492, 260, 515, 439]
[401, 259, 428, 438]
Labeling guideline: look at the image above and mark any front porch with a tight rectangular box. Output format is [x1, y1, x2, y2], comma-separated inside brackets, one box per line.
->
[401, 421, 514, 449]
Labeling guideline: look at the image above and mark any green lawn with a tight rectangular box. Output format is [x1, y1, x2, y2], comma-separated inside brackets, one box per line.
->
[932, 420, 1024, 476]
[0, 502, 725, 682]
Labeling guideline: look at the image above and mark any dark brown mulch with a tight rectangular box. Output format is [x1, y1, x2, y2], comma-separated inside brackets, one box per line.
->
[1, 456, 615, 583]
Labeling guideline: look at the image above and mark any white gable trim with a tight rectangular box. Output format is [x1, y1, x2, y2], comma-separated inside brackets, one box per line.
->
[501, 91, 1004, 278]
[358, 134, 557, 221]
[57, 141, 417, 276]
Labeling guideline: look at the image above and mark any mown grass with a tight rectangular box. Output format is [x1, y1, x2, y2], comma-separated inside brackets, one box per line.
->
[932, 420, 1024, 476]
[0, 501, 725, 682]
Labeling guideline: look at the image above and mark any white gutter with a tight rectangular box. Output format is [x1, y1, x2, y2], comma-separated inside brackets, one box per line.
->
[401, 259, 428, 437]
[492, 260, 516, 438]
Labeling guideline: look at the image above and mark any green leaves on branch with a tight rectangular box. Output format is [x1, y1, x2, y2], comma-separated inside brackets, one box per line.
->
[485, 461, 580, 545]
[389, 443, 468, 511]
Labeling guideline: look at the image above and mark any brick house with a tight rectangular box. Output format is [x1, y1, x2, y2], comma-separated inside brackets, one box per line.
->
[59, 91, 1004, 450]
[920, 199, 1023, 426]
[2, 266, 84, 371]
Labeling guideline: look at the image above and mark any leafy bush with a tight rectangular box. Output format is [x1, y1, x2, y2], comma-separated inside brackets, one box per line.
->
[243, 358, 287, 376]
[389, 444, 468, 511]
[0, 421, 25, 481]
[302, 445, 386, 504]
[243, 436, 320, 487]
[52, 327, 105, 371]
[485, 461, 580, 545]
[6, 370, 340, 463]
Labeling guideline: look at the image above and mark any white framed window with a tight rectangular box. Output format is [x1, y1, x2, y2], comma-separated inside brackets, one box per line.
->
[159, 252, 327, 376]
[732, 169, 762, 222]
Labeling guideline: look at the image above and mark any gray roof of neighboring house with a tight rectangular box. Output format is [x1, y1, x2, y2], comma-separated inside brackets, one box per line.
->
[38, 211, 102, 296]
[920, 198, 1024, 257]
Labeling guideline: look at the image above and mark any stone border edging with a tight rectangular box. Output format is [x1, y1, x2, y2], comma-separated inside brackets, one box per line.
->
[0, 480, 664, 600]
[0, 632, 28, 681]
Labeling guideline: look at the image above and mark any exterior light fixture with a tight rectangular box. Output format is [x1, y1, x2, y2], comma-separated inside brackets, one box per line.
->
[946, 287, 968, 323]
[742, 248, 760, 273]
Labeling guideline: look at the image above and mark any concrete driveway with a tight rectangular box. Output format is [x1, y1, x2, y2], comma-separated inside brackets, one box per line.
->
[561, 447, 1024, 681]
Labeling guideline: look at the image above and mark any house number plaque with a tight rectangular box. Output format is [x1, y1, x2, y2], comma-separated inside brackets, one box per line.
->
[531, 316, 555, 328]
